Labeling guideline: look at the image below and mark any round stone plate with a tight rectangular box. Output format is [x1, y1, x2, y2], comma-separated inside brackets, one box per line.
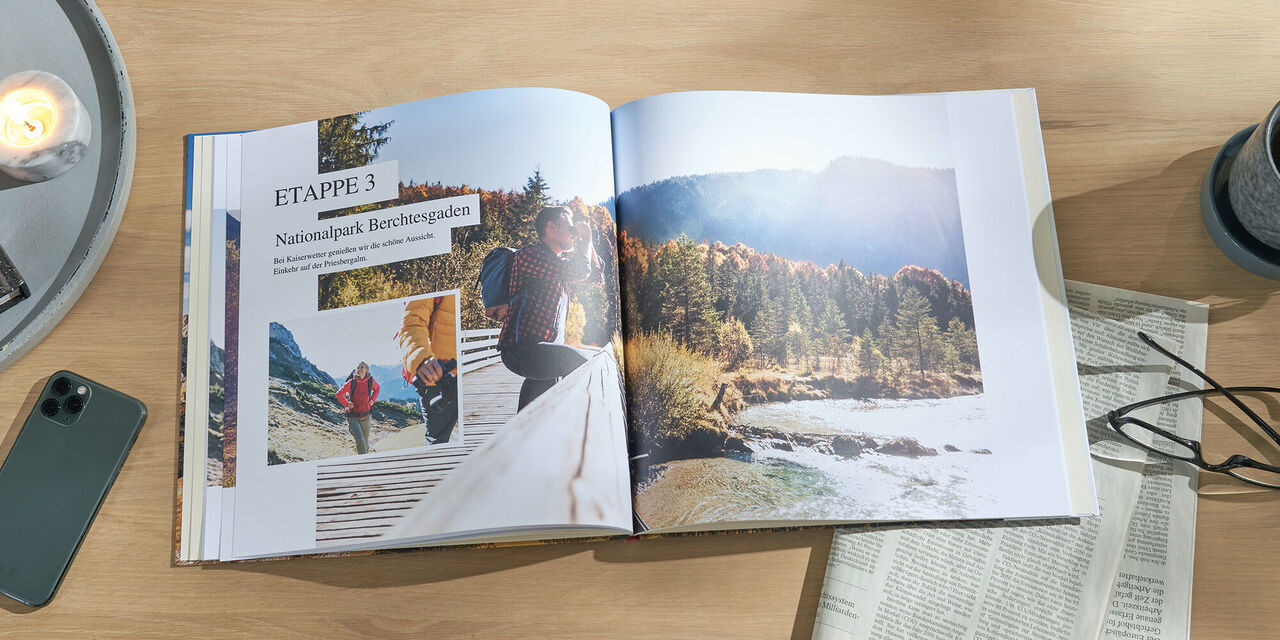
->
[0, 0, 136, 372]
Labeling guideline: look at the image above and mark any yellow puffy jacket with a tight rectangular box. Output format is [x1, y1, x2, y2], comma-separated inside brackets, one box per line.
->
[399, 295, 458, 383]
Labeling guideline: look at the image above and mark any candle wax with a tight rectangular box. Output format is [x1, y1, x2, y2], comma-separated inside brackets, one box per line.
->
[1, 88, 58, 147]
[0, 70, 90, 182]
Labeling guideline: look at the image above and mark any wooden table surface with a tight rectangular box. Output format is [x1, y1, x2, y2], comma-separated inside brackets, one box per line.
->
[1, 1, 1278, 637]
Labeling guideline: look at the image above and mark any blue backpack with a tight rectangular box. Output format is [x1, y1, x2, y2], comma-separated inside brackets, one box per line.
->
[479, 246, 518, 321]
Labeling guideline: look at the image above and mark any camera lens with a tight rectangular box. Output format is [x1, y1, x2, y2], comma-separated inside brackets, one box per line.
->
[64, 395, 84, 414]
[41, 398, 61, 417]
[51, 377, 71, 396]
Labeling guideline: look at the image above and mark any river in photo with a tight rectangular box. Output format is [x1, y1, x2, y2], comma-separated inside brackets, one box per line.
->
[636, 394, 1006, 529]
[740, 395, 990, 448]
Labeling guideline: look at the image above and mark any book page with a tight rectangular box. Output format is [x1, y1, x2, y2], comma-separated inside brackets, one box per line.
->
[195, 134, 235, 560]
[216, 132, 244, 562]
[1065, 281, 1207, 640]
[177, 132, 240, 563]
[179, 134, 212, 562]
[176, 134, 198, 562]
[610, 90, 1090, 532]
[178, 132, 245, 563]
[812, 283, 1206, 639]
[218, 89, 630, 558]
[205, 132, 245, 562]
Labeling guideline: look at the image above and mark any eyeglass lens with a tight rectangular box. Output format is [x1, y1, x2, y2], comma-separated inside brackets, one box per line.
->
[1114, 418, 1196, 461]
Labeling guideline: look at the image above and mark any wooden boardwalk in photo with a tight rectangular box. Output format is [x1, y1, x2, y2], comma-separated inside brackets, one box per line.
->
[315, 346, 631, 547]
[315, 358, 520, 545]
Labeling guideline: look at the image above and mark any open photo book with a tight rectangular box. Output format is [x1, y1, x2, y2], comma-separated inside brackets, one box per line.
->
[177, 87, 1095, 563]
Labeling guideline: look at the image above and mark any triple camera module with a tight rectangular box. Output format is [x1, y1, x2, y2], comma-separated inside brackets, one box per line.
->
[41, 376, 88, 422]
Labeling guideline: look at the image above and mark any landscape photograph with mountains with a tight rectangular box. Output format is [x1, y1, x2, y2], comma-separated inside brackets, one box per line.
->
[265, 293, 462, 465]
[613, 92, 997, 529]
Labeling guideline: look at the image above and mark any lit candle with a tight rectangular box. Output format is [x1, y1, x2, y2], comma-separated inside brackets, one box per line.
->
[0, 71, 91, 182]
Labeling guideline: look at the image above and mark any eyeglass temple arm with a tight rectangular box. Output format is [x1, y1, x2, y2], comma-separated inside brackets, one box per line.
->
[1114, 386, 1280, 417]
[1136, 331, 1280, 445]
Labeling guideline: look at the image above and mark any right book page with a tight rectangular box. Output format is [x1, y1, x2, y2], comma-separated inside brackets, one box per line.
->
[610, 89, 1093, 533]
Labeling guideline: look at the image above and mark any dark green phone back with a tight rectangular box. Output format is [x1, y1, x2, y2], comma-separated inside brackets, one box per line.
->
[0, 371, 146, 606]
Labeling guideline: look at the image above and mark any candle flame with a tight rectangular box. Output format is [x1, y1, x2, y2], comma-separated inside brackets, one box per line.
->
[0, 88, 57, 147]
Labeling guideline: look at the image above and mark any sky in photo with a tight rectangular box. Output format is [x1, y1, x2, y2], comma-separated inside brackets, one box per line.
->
[611, 90, 956, 192]
[358, 88, 615, 206]
[281, 294, 450, 380]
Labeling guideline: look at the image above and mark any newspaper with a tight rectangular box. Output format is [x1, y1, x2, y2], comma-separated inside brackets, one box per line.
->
[812, 281, 1208, 640]
[1069, 283, 1206, 640]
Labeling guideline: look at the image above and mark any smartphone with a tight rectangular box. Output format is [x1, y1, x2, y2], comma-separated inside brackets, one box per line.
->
[0, 371, 146, 607]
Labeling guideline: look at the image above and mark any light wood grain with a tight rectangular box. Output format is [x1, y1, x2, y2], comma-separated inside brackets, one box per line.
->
[0, 0, 1278, 636]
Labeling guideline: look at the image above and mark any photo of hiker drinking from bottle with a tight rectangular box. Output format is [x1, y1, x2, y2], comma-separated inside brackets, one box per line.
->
[336, 362, 380, 454]
[498, 205, 602, 411]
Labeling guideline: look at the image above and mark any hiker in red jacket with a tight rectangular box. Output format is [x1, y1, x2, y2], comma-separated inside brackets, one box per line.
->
[336, 362, 380, 454]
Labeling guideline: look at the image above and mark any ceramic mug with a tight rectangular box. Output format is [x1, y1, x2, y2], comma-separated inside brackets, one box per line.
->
[1229, 100, 1280, 250]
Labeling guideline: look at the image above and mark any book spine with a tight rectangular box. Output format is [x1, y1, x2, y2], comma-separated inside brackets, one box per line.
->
[176, 133, 196, 563]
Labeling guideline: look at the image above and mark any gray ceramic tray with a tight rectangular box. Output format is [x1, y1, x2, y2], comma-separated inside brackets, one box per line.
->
[0, 0, 135, 372]
[1200, 125, 1280, 280]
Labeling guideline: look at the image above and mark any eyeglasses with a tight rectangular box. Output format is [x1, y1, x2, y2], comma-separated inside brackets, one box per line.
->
[1107, 331, 1280, 489]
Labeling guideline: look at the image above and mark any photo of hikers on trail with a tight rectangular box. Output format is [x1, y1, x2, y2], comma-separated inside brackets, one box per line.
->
[613, 92, 997, 529]
[265, 291, 462, 466]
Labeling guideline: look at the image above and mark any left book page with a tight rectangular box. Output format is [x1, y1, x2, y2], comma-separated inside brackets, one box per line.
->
[182, 88, 633, 561]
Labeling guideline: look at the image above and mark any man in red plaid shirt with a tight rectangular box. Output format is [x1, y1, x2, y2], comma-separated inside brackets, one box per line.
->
[498, 205, 601, 410]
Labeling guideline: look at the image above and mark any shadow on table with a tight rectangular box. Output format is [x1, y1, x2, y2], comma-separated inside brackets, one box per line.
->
[1047, 145, 1280, 322]
[1189, 390, 1280, 498]
[204, 525, 826, 582]
[1050, 147, 1280, 498]
[202, 536, 588, 586]
[205, 524, 833, 638]
[590, 528, 832, 640]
